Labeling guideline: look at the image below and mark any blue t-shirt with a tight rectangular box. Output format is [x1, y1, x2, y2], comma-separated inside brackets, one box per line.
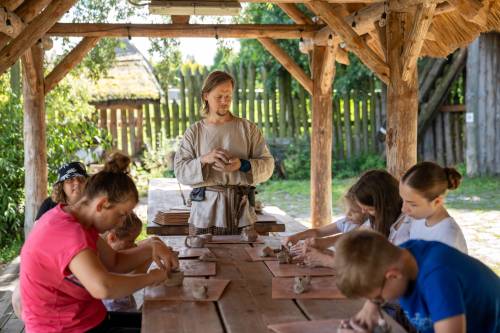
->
[399, 240, 500, 333]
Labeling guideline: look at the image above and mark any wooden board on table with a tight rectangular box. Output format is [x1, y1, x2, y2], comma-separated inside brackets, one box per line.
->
[256, 213, 277, 223]
[272, 277, 345, 299]
[244, 245, 278, 261]
[268, 319, 343, 333]
[178, 247, 212, 259]
[144, 277, 230, 302]
[264, 261, 335, 277]
[208, 235, 264, 244]
[210, 244, 307, 333]
[142, 300, 224, 333]
[180, 260, 216, 276]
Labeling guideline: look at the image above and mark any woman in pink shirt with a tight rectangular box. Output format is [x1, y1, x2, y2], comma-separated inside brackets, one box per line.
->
[20, 152, 178, 332]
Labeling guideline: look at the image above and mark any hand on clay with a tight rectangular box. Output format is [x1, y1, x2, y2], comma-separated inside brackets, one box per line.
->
[302, 247, 335, 268]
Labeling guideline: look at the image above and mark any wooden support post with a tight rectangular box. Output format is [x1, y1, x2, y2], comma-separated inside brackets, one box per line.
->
[99, 108, 107, 131]
[22, 44, 46, 236]
[310, 44, 335, 228]
[258, 37, 313, 95]
[136, 105, 144, 153]
[248, 63, 256, 122]
[343, 91, 352, 159]
[164, 100, 171, 139]
[3, 0, 24, 11]
[239, 62, 247, 119]
[278, 72, 287, 137]
[45, 37, 100, 94]
[144, 104, 152, 146]
[154, 102, 162, 148]
[172, 100, 179, 138]
[0, 0, 78, 75]
[386, 11, 418, 178]
[128, 108, 136, 156]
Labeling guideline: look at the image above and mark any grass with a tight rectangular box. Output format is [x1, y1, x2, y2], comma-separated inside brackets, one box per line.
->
[0, 237, 23, 264]
[257, 176, 500, 217]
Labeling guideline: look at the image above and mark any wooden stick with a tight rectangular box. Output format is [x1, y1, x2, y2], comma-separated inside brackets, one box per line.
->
[308, 1, 389, 84]
[241, 0, 384, 3]
[0, 7, 24, 38]
[401, 2, 436, 82]
[319, 43, 337, 95]
[3, 0, 24, 11]
[47, 23, 320, 39]
[258, 37, 313, 95]
[44, 37, 100, 94]
[277, 3, 314, 25]
[0, 0, 78, 76]
[171, 15, 190, 24]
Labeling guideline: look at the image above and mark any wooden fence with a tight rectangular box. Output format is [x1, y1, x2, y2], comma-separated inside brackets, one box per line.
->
[95, 61, 467, 166]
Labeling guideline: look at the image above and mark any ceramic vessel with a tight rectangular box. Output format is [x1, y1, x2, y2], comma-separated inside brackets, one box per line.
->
[185, 235, 206, 248]
[192, 285, 208, 300]
[164, 270, 184, 287]
[259, 246, 275, 257]
[292, 275, 311, 294]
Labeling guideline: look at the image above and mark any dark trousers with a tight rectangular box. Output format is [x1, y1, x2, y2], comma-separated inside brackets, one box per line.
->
[86, 312, 141, 333]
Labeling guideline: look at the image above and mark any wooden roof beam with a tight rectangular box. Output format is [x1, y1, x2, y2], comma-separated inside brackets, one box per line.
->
[171, 15, 190, 24]
[3, 0, 25, 12]
[241, 0, 384, 3]
[45, 37, 100, 94]
[277, 3, 314, 25]
[47, 23, 320, 39]
[308, 1, 389, 83]
[319, 43, 337, 94]
[401, 2, 436, 82]
[0, 0, 52, 50]
[257, 37, 313, 94]
[0, 0, 78, 75]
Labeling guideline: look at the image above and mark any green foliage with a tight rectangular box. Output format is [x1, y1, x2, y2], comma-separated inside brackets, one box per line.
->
[0, 82, 24, 250]
[280, 138, 385, 180]
[149, 39, 182, 89]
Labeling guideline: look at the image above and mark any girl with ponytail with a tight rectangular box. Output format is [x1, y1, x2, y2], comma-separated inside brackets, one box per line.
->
[20, 152, 178, 332]
[400, 161, 468, 253]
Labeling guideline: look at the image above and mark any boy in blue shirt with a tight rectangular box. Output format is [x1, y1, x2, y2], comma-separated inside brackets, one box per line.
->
[334, 230, 500, 333]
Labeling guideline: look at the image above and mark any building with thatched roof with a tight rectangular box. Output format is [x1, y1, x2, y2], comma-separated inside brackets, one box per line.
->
[89, 39, 164, 109]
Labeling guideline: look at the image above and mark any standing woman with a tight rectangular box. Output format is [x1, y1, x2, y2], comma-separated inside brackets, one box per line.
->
[20, 152, 178, 332]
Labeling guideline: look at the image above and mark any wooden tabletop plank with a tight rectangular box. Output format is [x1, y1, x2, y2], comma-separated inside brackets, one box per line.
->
[210, 244, 307, 333]
[296, 299, 365, 319]
[142, 301, 223, 333]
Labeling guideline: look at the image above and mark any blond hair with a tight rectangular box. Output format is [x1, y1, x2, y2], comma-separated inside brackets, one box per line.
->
[334, 230, 401, 298]
[200, 70, 234, 117]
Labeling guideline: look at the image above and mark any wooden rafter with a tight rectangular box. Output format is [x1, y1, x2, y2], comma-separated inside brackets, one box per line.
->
[401, 2, 436, 82]
[241, 0, 384, 3]
[0, 0, 78, 75]
[47, 23, 320, 39]
[446, 0, 483, 23]
[21, 47, 42, 94]
[0, 6, 24, 38]
[171, 15, 190, 24]
[308, 1, 389, 83]
[3, 0, 25, 11]
[257, 37, 313, 94]
[0, 0, 52, 50]
[277, 3, 314, 25]
[45, 37, 101, 94]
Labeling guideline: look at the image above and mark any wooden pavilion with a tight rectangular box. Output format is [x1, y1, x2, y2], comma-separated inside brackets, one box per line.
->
[0, 0, 499, 236]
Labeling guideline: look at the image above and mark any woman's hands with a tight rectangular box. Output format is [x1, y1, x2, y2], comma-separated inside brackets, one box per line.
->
[149, 238, 179, 274]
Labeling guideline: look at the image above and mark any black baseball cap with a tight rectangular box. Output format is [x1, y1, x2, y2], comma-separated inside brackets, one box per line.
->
[56, 162, 88, 184]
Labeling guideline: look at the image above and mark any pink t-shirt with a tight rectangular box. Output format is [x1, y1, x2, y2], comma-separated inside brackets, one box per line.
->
[20, 204, 106, 332]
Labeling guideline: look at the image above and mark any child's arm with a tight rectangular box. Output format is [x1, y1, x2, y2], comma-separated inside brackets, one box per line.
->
[97, 237, 178, 274]
[434, 314, 466, 333]
[282, 221, 342, 246]
[69, 249, 167, 299]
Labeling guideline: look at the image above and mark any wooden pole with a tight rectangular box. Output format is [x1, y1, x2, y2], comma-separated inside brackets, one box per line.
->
[144, 104, 152, 146]
[136, 105, 144, 153]
[362, 94, 369, 154]
[99, 108, 107, 131]
[271, 79, 279, 137]
[179, 69, 187, 133]
[239, 62, 247, 119]
[385, 11, 418, 178]
[230, 64, 240, 117]
[120, 109, 128, 155]
[257, 92, 263, 129]
[186, 69, 196, 124]
[248, 63, 256, 122]
[128, 108, 136, 156]
[164, 100, 171, 139]
[44, 37, 100, 94]
[22, 44, 46, 236]
[310, 44, 335, 228]
[261, 66, 271, 137]
[172, 100, 180, 138]
[353, 92, 361, 156]
[343, 92, 352, 159]
[278, 72, 287, 137]
[154, 102, 162, 148]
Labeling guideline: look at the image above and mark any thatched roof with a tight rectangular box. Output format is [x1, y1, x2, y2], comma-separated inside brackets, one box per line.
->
[88, 39, 164, 103]
[421, 0, 500, 57]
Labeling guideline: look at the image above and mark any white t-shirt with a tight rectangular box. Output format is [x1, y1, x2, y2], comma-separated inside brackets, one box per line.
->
[410, 216, 468, 254]
[335, 217, 371, 233]
[388, 214, 416, 246]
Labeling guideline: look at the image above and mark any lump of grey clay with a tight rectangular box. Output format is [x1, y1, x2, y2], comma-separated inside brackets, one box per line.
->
[164, 270, 184, 287]
[192, 285, 208, 300]
[277, 246, 293, 264]
[293, 276, 311, 294]
[259, 246, 274, 257]
[199, 252, 217, 262]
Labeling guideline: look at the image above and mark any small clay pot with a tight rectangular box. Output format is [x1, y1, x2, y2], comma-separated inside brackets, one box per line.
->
[185, 235, 206, 248]
[164, 270, 184, 287]
[276, 246, 293, 264]
[259, 246, 275, 257]
[240, 226, 258, 242]
[292, 276, 311, 294]
[192, 285, 208, 300]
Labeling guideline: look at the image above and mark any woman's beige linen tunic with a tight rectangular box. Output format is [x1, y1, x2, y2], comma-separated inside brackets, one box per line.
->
[174, 117, 274, 230]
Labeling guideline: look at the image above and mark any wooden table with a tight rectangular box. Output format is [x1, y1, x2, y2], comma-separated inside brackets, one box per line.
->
[141, 236, 407, 333]
[146, 178, 285, 236]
